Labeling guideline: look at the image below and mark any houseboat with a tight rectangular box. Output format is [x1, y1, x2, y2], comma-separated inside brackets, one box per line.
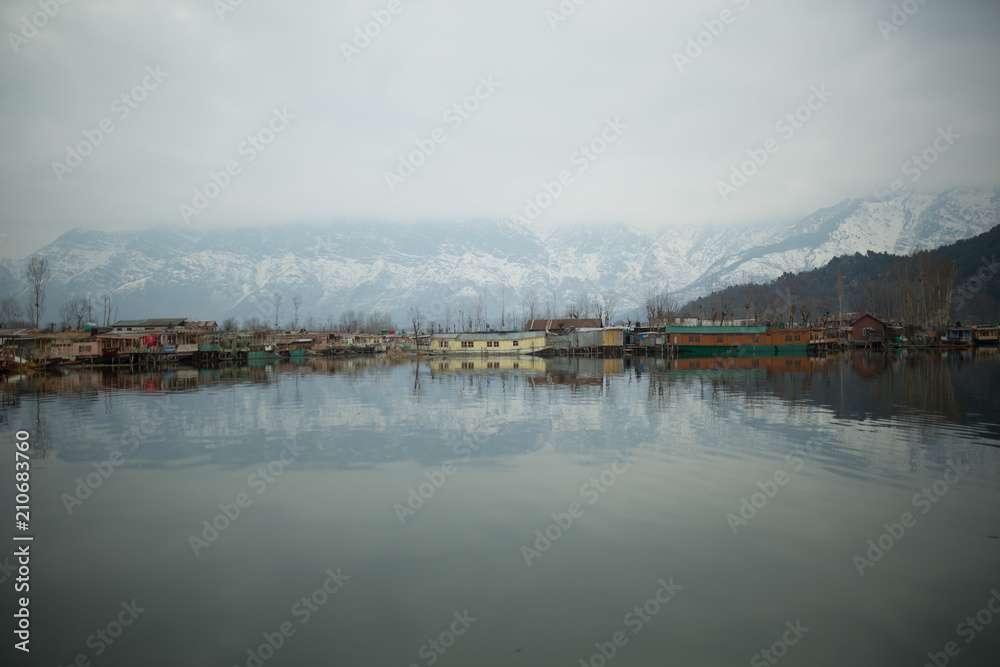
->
[946, 326, 974, 348]
[973, 325, 999, 346]
[664, 326, 825, 356]
[429, 331, 548, 356]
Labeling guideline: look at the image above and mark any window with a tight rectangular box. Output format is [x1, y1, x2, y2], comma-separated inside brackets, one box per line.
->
[695, 336, 701, 343]
[785, 336, 793, 342]
[512, 340, 519, 347]
[487, 362, 499, 369]
[438, 341, 447, 348]
[688, 336, 695, 342]
[716, 337, 723, 343]
[461, 361, 474, 369]
[751, 337, 759, 343]
[461, 341, 474, 348]
[512, 362, 519, 369]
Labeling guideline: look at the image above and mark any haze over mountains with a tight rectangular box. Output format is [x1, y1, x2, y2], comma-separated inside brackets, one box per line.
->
[1, 188, 998, 327]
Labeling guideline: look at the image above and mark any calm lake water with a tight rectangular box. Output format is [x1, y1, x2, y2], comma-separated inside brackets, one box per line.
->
[2, 350, 999, 666]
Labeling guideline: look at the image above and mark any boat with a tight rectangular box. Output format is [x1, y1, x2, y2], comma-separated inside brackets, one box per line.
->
[663, 326, 826, 356]
[973, 325, 999, 346]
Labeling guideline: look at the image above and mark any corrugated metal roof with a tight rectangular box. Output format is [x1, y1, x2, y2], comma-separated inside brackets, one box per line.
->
[0, 328, 48, 337]
[663, 326, 766, 334]
[525, 318, 602, 331]
[431, 331, 544, 342]
[112, 318, 188, 327]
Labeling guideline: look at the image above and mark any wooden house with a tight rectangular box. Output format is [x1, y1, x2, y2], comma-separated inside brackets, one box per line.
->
[850, 314, 887, 348]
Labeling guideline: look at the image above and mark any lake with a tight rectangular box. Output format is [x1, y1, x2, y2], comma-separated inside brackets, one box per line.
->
[2, 350, 999, 666]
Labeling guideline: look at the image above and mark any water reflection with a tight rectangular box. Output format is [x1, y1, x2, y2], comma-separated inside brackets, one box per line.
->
[5, 351, 998, 469]
[2, 351, 999, 666]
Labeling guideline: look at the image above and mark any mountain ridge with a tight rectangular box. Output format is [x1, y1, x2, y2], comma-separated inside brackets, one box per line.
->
[1, 188, 998, 327]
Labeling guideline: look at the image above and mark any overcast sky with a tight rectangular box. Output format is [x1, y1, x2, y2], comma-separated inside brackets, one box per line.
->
[1, 0, 998, 259]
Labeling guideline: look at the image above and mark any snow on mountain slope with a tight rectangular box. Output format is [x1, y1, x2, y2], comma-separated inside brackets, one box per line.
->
[1, 188, 997, 325]
[672, 189, 1000, 303]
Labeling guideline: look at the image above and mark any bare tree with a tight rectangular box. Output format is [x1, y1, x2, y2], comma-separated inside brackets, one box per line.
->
[565, 293, 581, 318]
[835, 267, 845, 324]
[26, 256, 50, 328]
[1, 295, 26, 326]
[364, 310, 395, 333]
[272, 292, 283, 329]
[777, 275, 798, 324]
[100, 295, 118, 328]
[591, 294, 604, 326]
[719, 291, 736, 325]
[707, 280, 720, 324]
[643, 286, 672, 325]
[59, 296, 89, 330]
[292, 294, 302, 330]
[222, 317, 238, 332]
[603, 290, 616, 327]
[524, 289, 538, 323]
[243, 315, 266, 331]
[409, 305, 424, 334]
[472, 296, 484, 330]
[339, 309, 362, 333]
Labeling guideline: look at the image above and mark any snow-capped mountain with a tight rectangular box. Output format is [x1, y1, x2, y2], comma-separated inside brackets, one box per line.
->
[2, 188, 998, 326]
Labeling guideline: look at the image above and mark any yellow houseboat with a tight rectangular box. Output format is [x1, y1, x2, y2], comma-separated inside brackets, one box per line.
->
[429, 331, 548, 356]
